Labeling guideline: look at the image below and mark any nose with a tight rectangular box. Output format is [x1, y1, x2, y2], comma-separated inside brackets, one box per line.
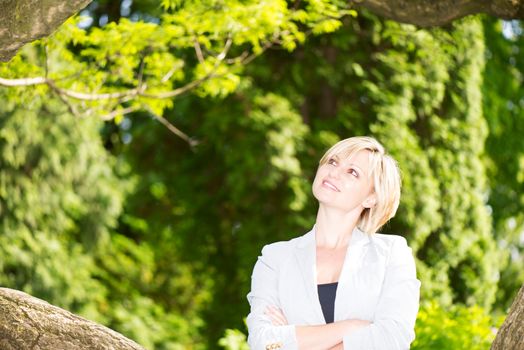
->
[327, 163, 342, 178]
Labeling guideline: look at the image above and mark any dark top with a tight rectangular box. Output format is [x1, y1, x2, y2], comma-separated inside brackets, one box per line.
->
[317, 282, 338, 324]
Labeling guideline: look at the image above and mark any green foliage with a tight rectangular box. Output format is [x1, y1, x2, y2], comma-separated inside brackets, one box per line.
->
[378, 18, 500, 310]
[482, 18, 524, 311]
[412, 301, 502, 350]
[0, 90, 122, 315]
[115, 86, 312, 345]
[218, 328, 250, 350]
[0, 85, 202, 349]
[0, 0, 357, 120]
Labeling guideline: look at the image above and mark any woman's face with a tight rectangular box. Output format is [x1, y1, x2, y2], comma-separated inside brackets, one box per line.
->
[312, 150, 376, 214]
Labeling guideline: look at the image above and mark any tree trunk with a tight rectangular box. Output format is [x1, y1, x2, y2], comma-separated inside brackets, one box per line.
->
[352, 0, 524, 27]
[491, 283, 524, 350]
[0, 288, 145, 350]
[0, 0, 92, 62]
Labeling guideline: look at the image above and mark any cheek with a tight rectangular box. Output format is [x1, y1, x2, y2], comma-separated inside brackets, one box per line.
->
[341, 183, 372, 203]
[311, 176, 321, 197]
[311, 171, 326, 198]
[312, 169, 323, 186]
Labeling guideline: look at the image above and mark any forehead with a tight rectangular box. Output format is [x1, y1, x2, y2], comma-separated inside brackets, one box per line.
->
[333, 149, 370, 165]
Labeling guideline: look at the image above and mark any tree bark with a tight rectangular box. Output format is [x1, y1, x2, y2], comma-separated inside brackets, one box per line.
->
[352, 0, 524, 27]
[491, 283, 524, 350]
[0, 287, 145, 350]
[0, 0, 92, 62]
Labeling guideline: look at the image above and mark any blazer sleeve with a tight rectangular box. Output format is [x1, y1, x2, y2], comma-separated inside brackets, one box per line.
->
[246, 243, 298, 350]
[343, 236, 421, 350]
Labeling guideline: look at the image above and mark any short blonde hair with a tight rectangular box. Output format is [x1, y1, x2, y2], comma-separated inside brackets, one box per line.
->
[319, 136, 401, 234]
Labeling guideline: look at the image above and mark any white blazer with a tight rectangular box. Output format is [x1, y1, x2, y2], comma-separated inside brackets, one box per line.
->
[246, 226, 420, 350]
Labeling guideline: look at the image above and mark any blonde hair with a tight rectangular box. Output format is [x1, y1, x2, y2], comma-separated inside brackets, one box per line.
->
[319, 136, 401, 234]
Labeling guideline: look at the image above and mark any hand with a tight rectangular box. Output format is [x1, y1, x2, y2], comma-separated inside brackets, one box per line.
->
[264, 305, 289, 326]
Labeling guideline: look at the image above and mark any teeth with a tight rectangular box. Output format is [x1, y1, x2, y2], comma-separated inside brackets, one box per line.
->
[323, 180, 339, 192]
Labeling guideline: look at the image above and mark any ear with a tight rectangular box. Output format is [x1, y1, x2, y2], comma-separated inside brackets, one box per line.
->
[363, 194, 377, 209]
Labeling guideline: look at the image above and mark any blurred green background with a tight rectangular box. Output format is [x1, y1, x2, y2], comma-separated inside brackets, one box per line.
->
[0, 1, 523, 349]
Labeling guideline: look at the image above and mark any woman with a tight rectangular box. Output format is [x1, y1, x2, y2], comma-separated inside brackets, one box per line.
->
[246, 136, 420, 350]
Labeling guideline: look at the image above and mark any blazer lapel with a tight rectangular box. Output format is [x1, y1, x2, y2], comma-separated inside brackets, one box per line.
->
[334, 227, 371, 321]
[294, 227, 325, 324]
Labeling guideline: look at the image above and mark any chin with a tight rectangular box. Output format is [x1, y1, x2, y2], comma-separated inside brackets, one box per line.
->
[313, 193, 339, 208]
[312, 185, 327, 202]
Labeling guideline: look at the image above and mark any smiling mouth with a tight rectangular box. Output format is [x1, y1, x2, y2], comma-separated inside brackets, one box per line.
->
[322, 180, 340, 192]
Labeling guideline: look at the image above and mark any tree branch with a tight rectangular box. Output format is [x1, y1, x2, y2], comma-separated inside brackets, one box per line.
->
[0, 34, 235, 101]
[140, 74, 217, 99]
[351, 0, 524, 27]
[194, 39, 205, 63]
[100, 105, 140, 121]
[491, 283, 524, 350]
[147, 107, 199, 147]
[0, 0, 93, 62]
[0, 76, 47, 86]
[0, 287, 145, 350]
[0, 75, 210, 101]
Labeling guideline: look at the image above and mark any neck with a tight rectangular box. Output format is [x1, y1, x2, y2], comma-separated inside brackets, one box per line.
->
[315, 204, 361, 249]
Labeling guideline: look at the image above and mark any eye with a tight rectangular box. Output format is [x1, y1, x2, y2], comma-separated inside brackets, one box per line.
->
[347, 168, 359, 177]
[328, 158, 338, 166]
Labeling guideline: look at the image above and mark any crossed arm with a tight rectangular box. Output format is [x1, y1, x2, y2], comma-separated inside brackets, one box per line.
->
[245, 248, 368, 350]
[265, 305, 370, 350]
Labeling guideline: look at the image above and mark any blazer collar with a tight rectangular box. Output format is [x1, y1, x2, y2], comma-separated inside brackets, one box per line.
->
[294, 225, 371, 323]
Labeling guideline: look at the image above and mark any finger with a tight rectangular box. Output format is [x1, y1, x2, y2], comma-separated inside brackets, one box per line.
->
[265, 306, 288, 325]
[264, 307, 286, 325]
[264, 310, 282, 326]
[271, 308, 287, 324]
[264, 307, 284, 324]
